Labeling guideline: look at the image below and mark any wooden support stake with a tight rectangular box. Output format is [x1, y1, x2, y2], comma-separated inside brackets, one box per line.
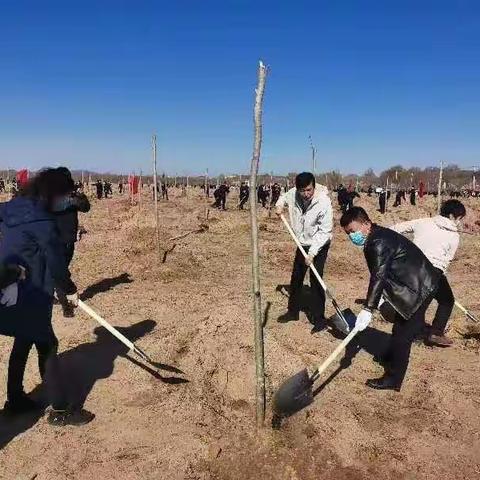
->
[152, 135, 161, 257]
[249, 60, 268, 428]
[437, 161, 444, 213]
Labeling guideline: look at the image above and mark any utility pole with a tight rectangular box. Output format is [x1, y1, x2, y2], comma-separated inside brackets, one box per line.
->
[309, 135, 317, 176]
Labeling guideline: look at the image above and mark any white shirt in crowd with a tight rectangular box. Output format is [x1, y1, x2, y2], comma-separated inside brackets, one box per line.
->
[390, 215, 460, 273]
[276, 186, 333, 257]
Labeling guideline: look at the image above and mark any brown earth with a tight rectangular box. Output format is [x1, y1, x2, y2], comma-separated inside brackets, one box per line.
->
[0, 188, 479, 479]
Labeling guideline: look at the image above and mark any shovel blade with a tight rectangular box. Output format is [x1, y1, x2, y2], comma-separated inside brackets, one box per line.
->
[329, 308, 357, 336]
[273, 368, 314, 418]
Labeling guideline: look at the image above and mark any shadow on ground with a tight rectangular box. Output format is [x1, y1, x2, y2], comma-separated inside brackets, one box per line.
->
[0, 319, 186, 451]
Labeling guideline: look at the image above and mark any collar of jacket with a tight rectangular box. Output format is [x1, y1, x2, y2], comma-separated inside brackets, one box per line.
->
[294, 188, 325, 212]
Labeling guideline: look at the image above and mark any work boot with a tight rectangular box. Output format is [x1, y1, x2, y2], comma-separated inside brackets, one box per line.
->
[426, 334, 453, 347]
[47, 408, 95, 427]
[366, 375, 401, 392]
[4, 393, 43, 415]
[277, 311, 300, 323]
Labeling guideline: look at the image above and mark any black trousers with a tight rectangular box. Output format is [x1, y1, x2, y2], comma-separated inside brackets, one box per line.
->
[431, 272, 455, 335]
[214, 196, 226, 210]
[379, 195, 386, 213]
[288, 243, 330, 318]
[239, 195, 249, 209]
[385, 296, 433, 385]
[7, 336, 68, 410]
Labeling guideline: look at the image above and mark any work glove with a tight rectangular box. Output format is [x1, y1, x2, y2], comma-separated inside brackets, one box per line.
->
[66, 292, 79, 307]
[275, 206, 284, 217]
[378, 296, 385, 308]
[356, 309, 372, 331]
[0, 283, 18, 307]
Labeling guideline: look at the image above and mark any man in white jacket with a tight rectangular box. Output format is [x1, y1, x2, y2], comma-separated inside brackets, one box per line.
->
[390, 199, 466, 347]
[276, 172, 333, 323]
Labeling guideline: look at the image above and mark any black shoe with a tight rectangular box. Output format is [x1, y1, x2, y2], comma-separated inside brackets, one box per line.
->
[366, 376, 401, 392]
[47, 408, 95, 427]
[4, 394, 43, 415]
[277, 311, 300, 323]
[62, 304, 75, 318]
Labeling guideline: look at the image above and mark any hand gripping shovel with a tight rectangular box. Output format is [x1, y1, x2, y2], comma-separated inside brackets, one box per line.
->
[273, 326, 360, 417]
[78, 299, 156, 367]
[280, 214, 356, 335]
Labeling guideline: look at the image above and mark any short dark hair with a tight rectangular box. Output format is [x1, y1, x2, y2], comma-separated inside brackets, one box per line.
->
[440, 199, 466, 219]
[295, 172, 315, 189]
[340, 206, 371, 227]
[21, 168, 74, 208]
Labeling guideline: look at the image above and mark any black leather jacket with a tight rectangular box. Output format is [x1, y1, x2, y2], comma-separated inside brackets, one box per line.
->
[364, 225, 440, 320]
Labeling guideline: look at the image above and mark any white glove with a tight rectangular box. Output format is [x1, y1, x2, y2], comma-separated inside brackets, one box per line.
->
[66, 292, 79, 307]
[356, 309, 372, 331]
[378, 296, 385, 308]
[0, 283, 18, 307]
[305, 254, 315, 266]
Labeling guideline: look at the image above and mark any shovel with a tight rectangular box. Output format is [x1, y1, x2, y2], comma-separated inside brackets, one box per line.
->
[455, 301, 479, 323]
[280, 214, 356, 334]
[78, 299, 158, 368]
[273, 325, 360, 417]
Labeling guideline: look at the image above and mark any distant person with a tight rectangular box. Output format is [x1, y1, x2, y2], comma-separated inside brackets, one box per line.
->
[94, 180, 103, 200]
[276, 172, 333, 324]
[393, 189, 406, 207]
[270, 182, 282, 208]
[367, 185, 374, 197]
[347, 190, 360, 211]
[257, 184, 269, 208]
[161, 182, 169, 200]
[340, 207, 441, 391]
[409, 186, 416, 206]
[239, 182, 250, 210]
[0, 168, 94, 425]
[213, 182, 229, 210]
[379, 189, 387, 214]
[337, 184, 349, 213]
[118, 182, 124, 194]
[389, 199, 466, 347]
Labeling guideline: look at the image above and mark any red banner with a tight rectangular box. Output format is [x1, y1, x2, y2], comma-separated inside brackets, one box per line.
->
[16, 169, 29, 187]
[419, 181, 425, 198]
[128, 175, 139, 195]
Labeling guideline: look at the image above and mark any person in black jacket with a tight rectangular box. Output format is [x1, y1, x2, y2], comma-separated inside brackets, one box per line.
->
[54, 169, 91, 317]
[0, 168, 94, 425]
[340, 207, 441, 392]
[238, 182, 249, 210]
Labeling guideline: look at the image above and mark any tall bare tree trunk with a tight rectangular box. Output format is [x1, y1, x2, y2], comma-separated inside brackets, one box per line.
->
[249, 60, 268, 427]
[437, 161, 444, 213]
[152, 135, 161, 257]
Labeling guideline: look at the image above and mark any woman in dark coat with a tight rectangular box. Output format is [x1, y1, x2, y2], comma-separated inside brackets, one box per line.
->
[0, 168, 94, 426]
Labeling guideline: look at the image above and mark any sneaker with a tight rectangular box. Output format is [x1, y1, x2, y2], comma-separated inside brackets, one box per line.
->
[4, 393, 43, 415]
[62, 304, 75, 318]
[277, 311, 300, 323]
[426, 334, 453, 347]
[47, 408, 95, 427]
[366, 375, 401, 392]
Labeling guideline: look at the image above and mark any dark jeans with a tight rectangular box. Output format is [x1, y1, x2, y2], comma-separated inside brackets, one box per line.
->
[7, 336, 68, 410]
[64, 242, 75, 266]
[385, 296, 433, 385]
[239, 196, 249, 209]
[288, 243, 330, 318]
[214, 196, 226, 210]
[431, 271, 455, 335]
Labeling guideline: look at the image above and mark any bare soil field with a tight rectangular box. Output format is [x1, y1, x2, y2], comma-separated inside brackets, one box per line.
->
[1, 188, 479, 479]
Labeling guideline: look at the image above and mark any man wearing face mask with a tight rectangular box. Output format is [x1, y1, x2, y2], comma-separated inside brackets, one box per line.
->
[340, 207, 441, 391]
[276, 172, 333, 323]
[389, 199, 466, 347]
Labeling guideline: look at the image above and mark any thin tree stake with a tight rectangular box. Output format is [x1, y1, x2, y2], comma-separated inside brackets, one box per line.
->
[249, 60, 268, 427]
[152, 135, 161, 258]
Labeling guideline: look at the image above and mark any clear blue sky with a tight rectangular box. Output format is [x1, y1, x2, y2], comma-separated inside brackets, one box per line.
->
[1, 0, 479, 176]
